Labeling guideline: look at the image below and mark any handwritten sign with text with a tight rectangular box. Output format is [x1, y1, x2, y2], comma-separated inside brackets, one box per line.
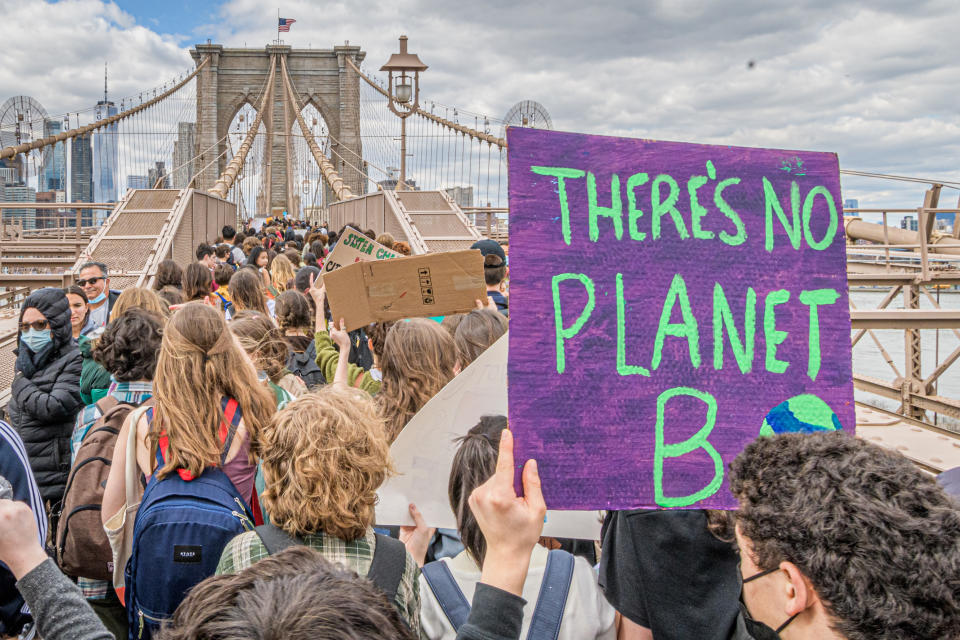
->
[507, 128, 854, 510]
[323, 226, 398, 274]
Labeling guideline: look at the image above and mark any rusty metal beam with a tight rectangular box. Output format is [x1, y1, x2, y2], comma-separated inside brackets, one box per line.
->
[854, 374, 960, 420]
[850, 309, 960, 329]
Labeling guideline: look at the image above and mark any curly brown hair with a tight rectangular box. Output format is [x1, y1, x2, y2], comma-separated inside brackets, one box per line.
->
[730, 432, 960, 640]
[260, 387, 393, 540]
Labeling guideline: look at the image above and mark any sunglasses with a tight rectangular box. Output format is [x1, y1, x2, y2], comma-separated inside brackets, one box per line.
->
[76, 277, 104, 287]
[20, 320, 49, 332]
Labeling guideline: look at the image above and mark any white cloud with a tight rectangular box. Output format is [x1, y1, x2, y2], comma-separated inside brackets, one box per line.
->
[2, 0, 959, 217]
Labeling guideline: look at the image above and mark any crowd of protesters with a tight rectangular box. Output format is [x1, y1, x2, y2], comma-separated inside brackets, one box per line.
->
[0, 215, 957, 640]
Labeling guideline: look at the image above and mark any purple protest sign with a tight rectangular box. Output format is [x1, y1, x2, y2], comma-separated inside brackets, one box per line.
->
[507, 128, 854, 510]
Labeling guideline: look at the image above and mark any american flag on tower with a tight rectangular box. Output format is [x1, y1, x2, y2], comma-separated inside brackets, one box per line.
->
[278, 18, 296, 32]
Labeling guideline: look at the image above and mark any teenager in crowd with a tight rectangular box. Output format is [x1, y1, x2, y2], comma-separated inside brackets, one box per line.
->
[8, 288, 83, 515]
[109, 287, 170, 320]
[731, 432, 960, 640]
[394, 240, 412, 256]
[182, 262, 213, 303]
[376, 232, 395, 249]
[309, 239, 326, 260]
[454, 309, 507, 369]
[229, 311, 306, 404]
[70, 308, 163, 638]
[282, 248, 301, 269]
[102, 304, 276, 542]
[215, 387, 423, 634]
[378, 318, 459, 440]
[303, 251, 319, 268]
[195, 244, 216, 271]
[269, 254, 296, 294]
[421, 415, 615, 640]
[228, 267, 271, 318]
[153, 260, 184, 292]
[63, 285, 89, 340]
[213, 264, 235, 312]
[275, 290, 324, 389]
[241, 235, 261, 257]
[246, 246, 278, 299]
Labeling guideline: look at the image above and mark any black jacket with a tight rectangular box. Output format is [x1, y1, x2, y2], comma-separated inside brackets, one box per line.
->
[7, 288, 83, 506]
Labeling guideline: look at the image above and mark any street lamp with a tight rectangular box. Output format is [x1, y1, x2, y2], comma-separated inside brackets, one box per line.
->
[381, 35, 427, 191]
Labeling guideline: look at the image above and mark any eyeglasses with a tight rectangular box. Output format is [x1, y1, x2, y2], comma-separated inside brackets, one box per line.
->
[76, 277, 104, 287]
[20, 320, 49, 332]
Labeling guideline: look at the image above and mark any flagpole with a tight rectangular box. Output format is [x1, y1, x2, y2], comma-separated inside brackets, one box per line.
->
[277, 8, 280, 44]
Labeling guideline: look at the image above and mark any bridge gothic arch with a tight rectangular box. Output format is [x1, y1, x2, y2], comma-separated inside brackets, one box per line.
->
[191, 43, 365, 217]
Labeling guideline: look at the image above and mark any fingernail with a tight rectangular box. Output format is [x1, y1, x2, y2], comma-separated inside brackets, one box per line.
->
[530, 459, 538, 472]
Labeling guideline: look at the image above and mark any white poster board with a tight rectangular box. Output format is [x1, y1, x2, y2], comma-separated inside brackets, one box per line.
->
[376, 333, 603, 539]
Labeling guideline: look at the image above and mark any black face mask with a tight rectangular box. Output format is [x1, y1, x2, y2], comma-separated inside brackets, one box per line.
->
[739, 565, 799, 639]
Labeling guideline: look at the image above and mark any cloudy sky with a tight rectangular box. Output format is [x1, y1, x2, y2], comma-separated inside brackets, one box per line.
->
[1, 0, 959, 219]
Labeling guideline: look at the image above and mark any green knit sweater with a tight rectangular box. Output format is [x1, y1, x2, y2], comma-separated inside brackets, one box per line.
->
[313, 329, 381, 395]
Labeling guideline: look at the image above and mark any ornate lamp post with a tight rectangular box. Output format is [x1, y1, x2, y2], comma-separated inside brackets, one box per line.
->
[381, 35, 427, 190]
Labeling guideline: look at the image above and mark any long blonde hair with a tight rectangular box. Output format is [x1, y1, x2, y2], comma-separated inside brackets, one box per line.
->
[261, 387, 392, 540]
[378, 318, 458, 440]
[269, 254, 296, 294]
[149, 303, 275, 479]
[110, 287, 171, 320]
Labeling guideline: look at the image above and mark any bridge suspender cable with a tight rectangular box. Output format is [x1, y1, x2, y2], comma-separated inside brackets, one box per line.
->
[0, 56, 210, 161]
[208, 55, 277, 199]
[345, 58, 507, 150]
[279, 56, 354, 201]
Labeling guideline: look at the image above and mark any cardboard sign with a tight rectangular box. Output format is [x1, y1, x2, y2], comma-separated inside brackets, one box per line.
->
[323, 226, 398, 273]
[376, 334, 603, 539]
[507, 128, 854, 511]
[324, 250, 486, 331]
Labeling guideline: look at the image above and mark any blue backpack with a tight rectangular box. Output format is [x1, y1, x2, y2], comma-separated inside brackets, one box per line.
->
[124, 404, 252, 639]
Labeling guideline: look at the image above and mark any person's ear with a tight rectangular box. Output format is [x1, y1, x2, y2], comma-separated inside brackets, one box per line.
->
[781, 561, 817, 617]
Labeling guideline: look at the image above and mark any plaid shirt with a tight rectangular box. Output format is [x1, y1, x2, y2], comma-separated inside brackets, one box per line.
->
[71, 380, 153, 600]
[217, 528, 424, 638]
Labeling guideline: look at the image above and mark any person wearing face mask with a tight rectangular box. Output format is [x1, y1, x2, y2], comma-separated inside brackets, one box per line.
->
[730, 432, 960, 640]
[75, 262, 120, 335]
[7, 288, 83, 524]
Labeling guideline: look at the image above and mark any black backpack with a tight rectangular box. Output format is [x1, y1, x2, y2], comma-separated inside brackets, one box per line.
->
[255, 523, 406, 606]
[286, 341, 325, 389]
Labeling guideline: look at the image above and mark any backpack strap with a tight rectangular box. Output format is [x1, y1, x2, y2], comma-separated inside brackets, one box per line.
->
[525, 550, 575, 640]
[154, 398, 242, 478]
[255, 523, 302, 556]
[368, 533, 407, 604]
[421, 560, 471, 631]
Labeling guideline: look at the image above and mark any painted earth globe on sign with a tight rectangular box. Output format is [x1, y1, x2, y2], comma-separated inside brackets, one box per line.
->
[760, 394, 843, 436]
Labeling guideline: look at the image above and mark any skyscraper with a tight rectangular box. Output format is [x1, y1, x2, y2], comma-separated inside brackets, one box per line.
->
[2, 184, 37, 230]
[70, 133, 93, 226]
[93, 64, 118, 203]
[40, 119, 65, 191]
[148, 161, 170, 189]
[126, 175, 151, 190]
[843, 198, 859, 217]
[172, 122, 196, 188]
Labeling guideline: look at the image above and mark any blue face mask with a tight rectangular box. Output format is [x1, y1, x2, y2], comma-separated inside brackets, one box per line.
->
[89, 291, 107, 305]
[21, 329, 52, 353]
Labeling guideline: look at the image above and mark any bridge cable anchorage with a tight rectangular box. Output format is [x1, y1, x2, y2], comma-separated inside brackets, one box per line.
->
[0, 56, 209, 161]
[347, 58, 507, 150]
[208, 55, 278, 199]
[279, 56, 353, 201]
